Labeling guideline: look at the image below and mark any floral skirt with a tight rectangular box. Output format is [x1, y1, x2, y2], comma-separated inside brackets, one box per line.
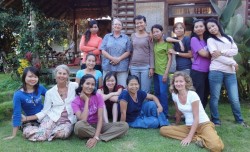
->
[24, 116, 73, 141]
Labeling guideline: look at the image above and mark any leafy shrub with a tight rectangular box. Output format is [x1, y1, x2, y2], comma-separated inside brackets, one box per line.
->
[0, 101, 12, 121]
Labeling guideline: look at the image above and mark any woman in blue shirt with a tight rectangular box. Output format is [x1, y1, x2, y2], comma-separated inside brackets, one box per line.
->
[100, 18, 131, 87]
[75, 53, 102, 89]
[119, 75, 169, 128]
[4, 67, 47, 140]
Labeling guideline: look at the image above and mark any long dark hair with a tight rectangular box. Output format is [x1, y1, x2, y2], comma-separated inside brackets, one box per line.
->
[21, 66, 40, 94]
[75, 74, 96, 96]
[190, 18, 209, 42]
[84, 20, 98, 45]
[205, 18, 233, 43]
[103, 71, 117, 94]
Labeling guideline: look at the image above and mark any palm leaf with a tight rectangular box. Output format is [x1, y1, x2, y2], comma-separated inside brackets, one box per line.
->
[220, 0, 242, 27]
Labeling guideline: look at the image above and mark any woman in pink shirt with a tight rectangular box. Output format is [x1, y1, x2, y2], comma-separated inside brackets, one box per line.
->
[72, 74, 128, 148]
[79, 20, 102, 70]
[205, 18, 247, 127]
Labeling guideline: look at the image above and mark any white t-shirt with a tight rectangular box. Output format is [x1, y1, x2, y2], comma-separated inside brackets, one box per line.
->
[172, 91, 209, 126]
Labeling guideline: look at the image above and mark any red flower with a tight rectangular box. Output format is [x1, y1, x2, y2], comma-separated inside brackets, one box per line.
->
[25, 52, 33, 62]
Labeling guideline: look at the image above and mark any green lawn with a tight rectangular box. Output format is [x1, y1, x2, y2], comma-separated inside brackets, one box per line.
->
[1, 103, 250, 152]
[0, 73, 250, 152]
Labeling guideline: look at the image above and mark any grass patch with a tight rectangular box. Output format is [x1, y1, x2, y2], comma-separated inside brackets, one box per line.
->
[0, 91, 14, 104]
[0, 103, 250, 152]
[0, 73, 21, 92]
[0, 73, 249, 151]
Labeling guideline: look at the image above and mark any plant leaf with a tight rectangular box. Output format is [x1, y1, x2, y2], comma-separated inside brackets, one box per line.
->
[220, 0, 242, 27]
[209, 0, 222, 17]
[225, 14, 243, 37]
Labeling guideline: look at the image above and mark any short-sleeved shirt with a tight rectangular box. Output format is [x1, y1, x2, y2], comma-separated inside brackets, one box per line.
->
[154, 42, 173, 75]
[172, 91, 209, 126]
[12, 85, 47, 127]
[191, 37, 211, 72]
[71, 93, 104, 124]
[76, 69, 102, 88]
[130, 33, 154, 68]
[118, 90, 147, 122]
[173, 36, 192, 70]
[100, 33, 131, 72]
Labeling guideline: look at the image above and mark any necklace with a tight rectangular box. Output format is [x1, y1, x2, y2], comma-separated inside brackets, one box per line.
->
[25, 88, 37, 106]
[58, 87, 68, 99]
[27, 92, 36, 106]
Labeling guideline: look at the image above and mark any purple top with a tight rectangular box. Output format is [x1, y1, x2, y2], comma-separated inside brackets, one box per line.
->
[71, 93, 104, 124]
[191, 37, 211, 72]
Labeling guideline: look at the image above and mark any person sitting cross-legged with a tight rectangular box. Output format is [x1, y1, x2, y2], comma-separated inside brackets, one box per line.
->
[72, 74, 129, 148]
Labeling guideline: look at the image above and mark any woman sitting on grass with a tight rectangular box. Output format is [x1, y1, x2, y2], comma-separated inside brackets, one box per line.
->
[119, 75, 169, 128]
[72, 74, 128, 149]
[17, 64, 78, 141]
[4, 67, 47, 140]
[97, 71, 124, 123]
[160, 71, 224, 152]
[75, 53, 102, 89]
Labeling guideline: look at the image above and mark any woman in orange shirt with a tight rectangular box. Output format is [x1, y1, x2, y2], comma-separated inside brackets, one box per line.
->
[79, 20, 102, 70]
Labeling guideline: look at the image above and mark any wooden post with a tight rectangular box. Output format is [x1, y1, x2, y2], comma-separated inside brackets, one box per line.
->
[73, 5, 77, 58]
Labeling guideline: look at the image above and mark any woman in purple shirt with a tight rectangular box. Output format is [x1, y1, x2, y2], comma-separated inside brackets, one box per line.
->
[190, 19, 211, 108]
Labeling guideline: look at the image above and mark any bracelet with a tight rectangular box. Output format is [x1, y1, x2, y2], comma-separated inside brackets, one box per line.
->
[94, 136, 100, 141]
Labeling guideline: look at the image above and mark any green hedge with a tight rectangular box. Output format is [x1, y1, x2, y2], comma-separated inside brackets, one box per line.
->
[0, 91, 14, 104]
[0, 101, 13, 121]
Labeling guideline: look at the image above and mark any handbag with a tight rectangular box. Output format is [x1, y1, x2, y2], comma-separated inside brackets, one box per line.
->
[169, 53, 176, 73]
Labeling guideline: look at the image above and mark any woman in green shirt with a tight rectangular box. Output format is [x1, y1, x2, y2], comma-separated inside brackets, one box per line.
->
[151, 24, 173, 116]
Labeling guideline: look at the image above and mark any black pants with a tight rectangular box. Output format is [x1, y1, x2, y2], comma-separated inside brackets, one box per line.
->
[190, 69, 210, 108]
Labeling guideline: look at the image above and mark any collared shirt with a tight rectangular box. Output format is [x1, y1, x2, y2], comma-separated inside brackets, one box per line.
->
[100, 33, 131, 72]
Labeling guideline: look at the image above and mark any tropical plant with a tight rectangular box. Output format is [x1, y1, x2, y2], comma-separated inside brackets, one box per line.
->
[0, 0, 71, 70]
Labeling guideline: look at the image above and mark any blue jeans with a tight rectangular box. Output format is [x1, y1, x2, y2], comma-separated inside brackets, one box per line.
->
[128, 101, 169, 128]
[130, 65, 152, 93]
[153, 73, 168, 116]
[191, 69, 210, 108]
[209, 71, 244, 124]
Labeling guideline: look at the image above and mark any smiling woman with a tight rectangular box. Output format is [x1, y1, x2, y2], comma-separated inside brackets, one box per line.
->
[160, 71, 224, 152]
[75, 54, 103, 89]
[129, 15, 154, 94]
[71, 74, 128, 148]
[15, 64, 79, 141]
[4, 67, 47, 140]
[100, 18, 131, 87]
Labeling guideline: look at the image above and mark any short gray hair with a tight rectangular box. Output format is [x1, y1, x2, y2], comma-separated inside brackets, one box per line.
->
[54, 64, 70, 76]
[112, 18, 123, 26]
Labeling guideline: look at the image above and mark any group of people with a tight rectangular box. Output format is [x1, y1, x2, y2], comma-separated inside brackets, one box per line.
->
[4, 15, 248, 152]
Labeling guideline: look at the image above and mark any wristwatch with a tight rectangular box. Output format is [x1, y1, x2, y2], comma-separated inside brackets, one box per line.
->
[176, 52, 180, 55]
